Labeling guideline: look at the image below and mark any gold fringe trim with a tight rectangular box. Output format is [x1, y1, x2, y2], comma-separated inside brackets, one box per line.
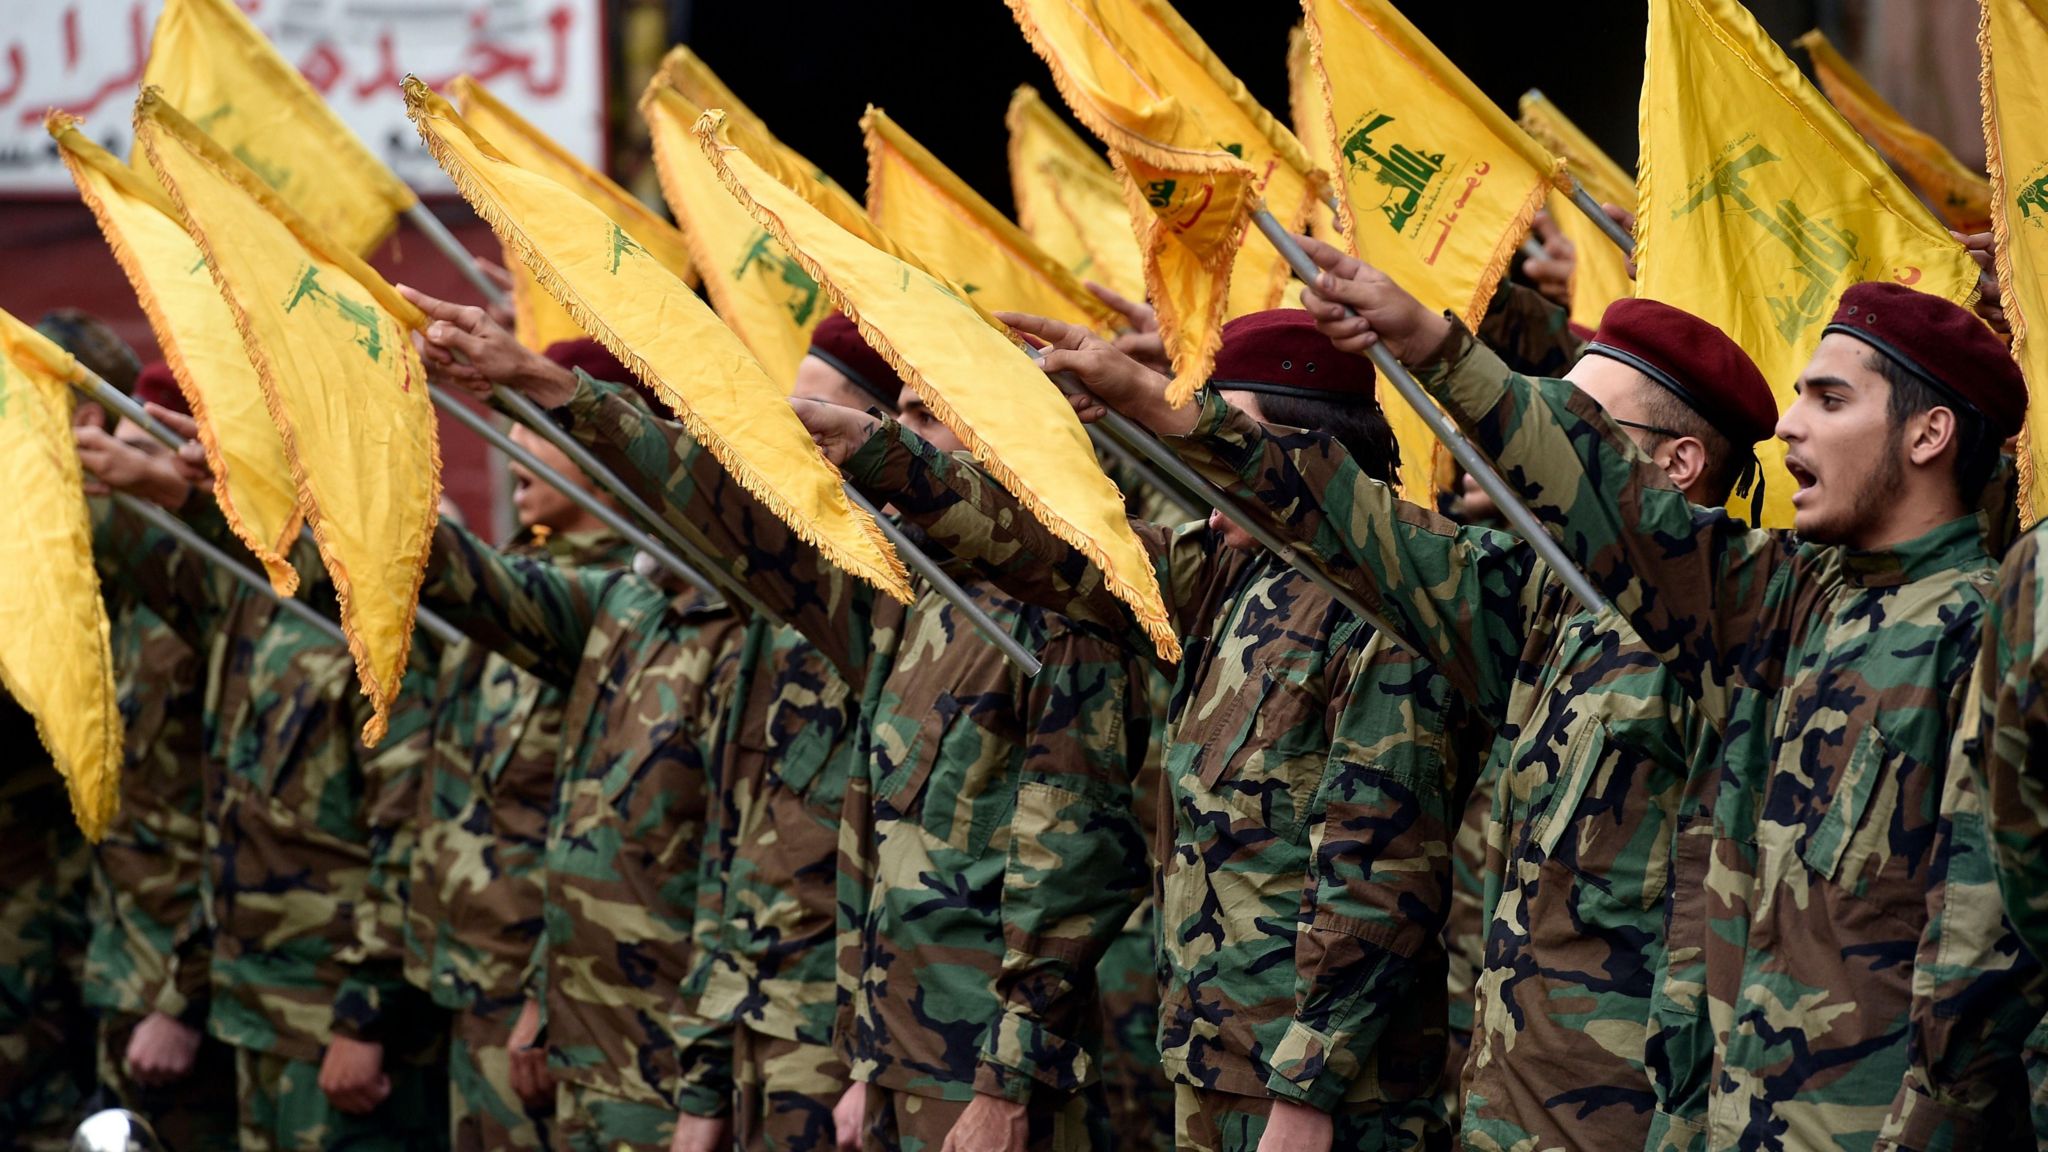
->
[1979, 0, 2037, 526]
[139, 106, 440, 748]
[697, 114, 1182, 663]
[54, 122, 306, 594]
[410, 82, 916, 607]
[1111, 151, 1255, 414]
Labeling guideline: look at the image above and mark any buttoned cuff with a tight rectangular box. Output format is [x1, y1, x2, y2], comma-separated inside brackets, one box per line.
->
[973, 1011, 1092, 1101]
[1873, 1077, 1985, 1152]
[1262, 1020, 1357, 1113]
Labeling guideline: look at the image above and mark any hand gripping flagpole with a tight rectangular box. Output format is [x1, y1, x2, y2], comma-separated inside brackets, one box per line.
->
[1027, 347, 1419, 657]
[1249, 206, 1612, 617]
[842, 487, 1041, 676]
[74, 375, 383, 647]
[1566, 179, 1635, 256]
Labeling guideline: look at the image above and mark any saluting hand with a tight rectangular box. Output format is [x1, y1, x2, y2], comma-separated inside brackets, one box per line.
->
[1293, 234, 1451, 365]
[995, 311, 1192, 438]
[791, 397, 883, 467]
[398, 284, 578, 407]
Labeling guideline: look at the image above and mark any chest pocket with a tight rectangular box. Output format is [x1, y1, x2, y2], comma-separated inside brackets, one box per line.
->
[1195, 669, 1325, 835]
[884, 691, 1016, 859]
[1531, 720, 1671, 912]
[1797, 723, 1917, 896]
[770, 676, 854, 810]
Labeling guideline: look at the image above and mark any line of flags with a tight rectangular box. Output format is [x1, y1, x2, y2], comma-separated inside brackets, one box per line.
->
[6, 0, 2045, 837]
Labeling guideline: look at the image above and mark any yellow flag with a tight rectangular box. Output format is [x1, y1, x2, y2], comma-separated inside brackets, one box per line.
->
[1982, 0, 2048, 519]
[1006, 0, 1326, 403]
[864, 107, 1121, 333]
[696, 111, 1179, 661]
[1638, 0, 1978, 528]
[1004, 86, 1145, 300]
[139, 0, 417, 256]
[641, 82, 829, 385]
[52, 114, 305, 595]
[1518, 91, 1636, 331]
[136, 90, 440, 746]
[1287, 26, 1340, 246]
[451, 75, 699, 352]
[1801, 29, 1994, 233]
[406, 79, 913, 603]
[0, 310, 124, 841]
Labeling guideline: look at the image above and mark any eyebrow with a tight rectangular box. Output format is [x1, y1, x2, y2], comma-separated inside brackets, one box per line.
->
[1794, 375, 1855, 396]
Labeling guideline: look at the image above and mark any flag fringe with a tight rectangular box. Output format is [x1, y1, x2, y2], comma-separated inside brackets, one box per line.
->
[1979, 0, 2037, 526]
[411, 89, 917, 607]
[703, 125, 1183, 664]
[55, 125, 307, 594]
[139, 113, 439, 748]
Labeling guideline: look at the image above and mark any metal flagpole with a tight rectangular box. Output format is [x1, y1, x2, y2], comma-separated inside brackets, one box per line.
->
[843, 487, 1041, 676]
[78, 374, 467, 647]
[106, 489, 349, 645]
[1566, 179, 1634, 256]
[1249, 206, 1612, 616]
[1088, 424, 1203, 519]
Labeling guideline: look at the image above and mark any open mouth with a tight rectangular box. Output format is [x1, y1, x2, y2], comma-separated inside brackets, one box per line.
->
[1784, 458, 1816, 503]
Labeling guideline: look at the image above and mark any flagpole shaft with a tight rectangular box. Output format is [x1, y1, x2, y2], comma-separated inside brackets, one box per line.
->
[106, 489, 346, 645]
[842, 486, 1042, 677]
[1567, 180, 1635, 256]
[1088, 425, 1203, 519]
[428, 388, 727, 603]
[1249, 207, 1613, 618]
[406, 203, 506, 305]
[72, 373, 464, 646]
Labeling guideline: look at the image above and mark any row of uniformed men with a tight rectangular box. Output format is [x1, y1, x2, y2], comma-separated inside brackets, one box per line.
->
[3, 228, 2043, 1152]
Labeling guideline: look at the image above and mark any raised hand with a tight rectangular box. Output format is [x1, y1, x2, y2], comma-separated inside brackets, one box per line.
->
[1292, 233, 1451, 364]
[996, 311, 1193, 437]
[1086, 281, 1172, 375]
[398, 283, 577, 407]
[1523, 208, 1577, 310]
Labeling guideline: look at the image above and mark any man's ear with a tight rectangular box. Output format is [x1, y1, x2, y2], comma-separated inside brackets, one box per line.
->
[1661, 435, 1710, 499]
[1905, 405, 1959, 469]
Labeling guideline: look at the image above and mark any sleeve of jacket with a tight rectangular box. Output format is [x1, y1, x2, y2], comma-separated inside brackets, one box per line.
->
[1979, 528, 2048, 961]
[554, 374, 878, 686]
[1411, 321, 1787, 721]
[330, 653, 440, 1043]
[1173, 390, 1536, 717]
[419, 519, 609, 690]
[1264, 630, 1465, 1111]
[1475, 278, 1587, 378]
[89, 496, 230, 649]
[843, 419, 1209, 655]
[973, 625, 1150, 1100]
[672, 668, 743, 1116]
[1875, 651, 2048, 1152]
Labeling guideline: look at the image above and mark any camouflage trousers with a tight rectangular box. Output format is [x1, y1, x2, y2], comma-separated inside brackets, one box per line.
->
[733, 1028, 846, 1152]
[0, 813, 92, 1152]
[858, 1084, 1102, 1152]
[95, 1011, 238, 1151]
[1096, 909, 1172, 1152]
[554, 1082, 674, 1152]
[234, 1045, 449, 1152]
[1170, 1085, 1450, 1152]
[450, 1002, 552, 1152]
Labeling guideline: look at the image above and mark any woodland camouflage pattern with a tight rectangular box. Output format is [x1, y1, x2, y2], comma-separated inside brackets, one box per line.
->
[1171, 391, 1716, 1150]
[92, 503, 435, 1066]
[1975, 521, 2048, 966]
[420, 516, 741, 1110]
[843, 419, 1476, 1145]
[1407, 321, 2046, 1152]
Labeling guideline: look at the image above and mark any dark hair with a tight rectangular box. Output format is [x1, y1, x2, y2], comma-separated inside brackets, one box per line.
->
[1634, 382, 1746, 505]
[1869, 352, 1997, 499]
[1251, 391, 1403, 488]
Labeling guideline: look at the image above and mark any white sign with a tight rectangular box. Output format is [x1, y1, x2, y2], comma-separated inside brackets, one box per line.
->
[0, 0, 605, 194]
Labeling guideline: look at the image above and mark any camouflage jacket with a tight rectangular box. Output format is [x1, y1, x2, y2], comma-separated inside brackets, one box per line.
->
[1409, 321, 2045, 1152]
[549, 375, 1151, 1107]
[1978, 520, 2048, 963]
[83, 600, 211, 1026]
[420, 518, 741, 1108]
[93, 501, 434, 1063]
[1169, 392, 1717, 1148]
[844, 419, 1476, 1122]
[405, 527, 633, 1015]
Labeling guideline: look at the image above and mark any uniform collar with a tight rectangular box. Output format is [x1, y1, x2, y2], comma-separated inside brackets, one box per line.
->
[1837, 515, 1988, 588]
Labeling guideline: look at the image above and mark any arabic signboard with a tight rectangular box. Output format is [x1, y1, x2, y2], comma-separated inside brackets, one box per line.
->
[0, 0, 605, 195]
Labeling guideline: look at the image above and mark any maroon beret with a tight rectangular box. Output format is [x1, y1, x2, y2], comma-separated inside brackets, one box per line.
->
[131, 360, 190, 417]
[1210, 309, 1374, 402]
[807, 313, 902, 411]
[544, 337, 663, 413]
[1584, 298, 1777, 446]
[1824, 281, 2026, 439]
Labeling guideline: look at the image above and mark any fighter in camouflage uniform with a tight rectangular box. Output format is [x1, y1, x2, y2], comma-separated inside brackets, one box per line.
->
[86, 473, 444, 1152]
[1162, 297, 1781, 1151]
[413, 504, 740, 1152]
[799, 308, 1483, 1152]
[405, 338, 640, 1152]
[82, 366, 235, 1152]
[1299, 253, 2046, 1151]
